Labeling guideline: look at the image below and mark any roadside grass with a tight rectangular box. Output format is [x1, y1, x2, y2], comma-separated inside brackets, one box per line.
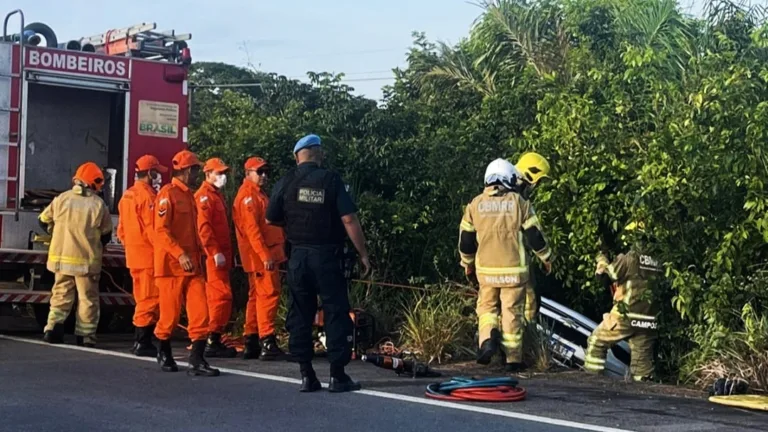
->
[686, 303, 768, 393]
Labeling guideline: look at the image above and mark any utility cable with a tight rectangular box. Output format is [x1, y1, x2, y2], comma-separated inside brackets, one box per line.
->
[425, 377, 527, 402]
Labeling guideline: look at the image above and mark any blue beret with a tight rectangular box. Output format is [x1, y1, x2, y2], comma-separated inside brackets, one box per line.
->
[293, 134, 322, 154]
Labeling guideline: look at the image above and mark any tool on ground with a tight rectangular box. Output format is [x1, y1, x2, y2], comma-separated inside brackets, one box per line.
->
[361, 353, 442, 378]
[708, 377, 749, 396]
[425, 377, 526, 402]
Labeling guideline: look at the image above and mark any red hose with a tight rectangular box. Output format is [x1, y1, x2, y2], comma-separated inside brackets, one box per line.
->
[425, 378, 527, 402]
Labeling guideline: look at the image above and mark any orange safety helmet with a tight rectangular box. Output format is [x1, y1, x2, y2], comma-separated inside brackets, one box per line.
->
[244, 157, 267, 171]
[73, 162, 105, 191]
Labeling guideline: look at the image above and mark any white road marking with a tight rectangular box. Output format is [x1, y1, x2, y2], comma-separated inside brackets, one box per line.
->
[0, 334, 634, 432]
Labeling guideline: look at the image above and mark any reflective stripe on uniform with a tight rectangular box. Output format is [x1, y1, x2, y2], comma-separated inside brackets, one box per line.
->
[475, 265, 528, 274]
[479, 312, 499, 330]
[606, 264, 619, 281]
[39, 214, 53, 223]
[522, 215, 540, 230]
[460, 219, 475, 232]
[501, 331, 523, 349]
[48, 255, 99, 265]
[626, 312, 656, 321]
[518, 232, 527, 267]
[460, 253, 475, 265]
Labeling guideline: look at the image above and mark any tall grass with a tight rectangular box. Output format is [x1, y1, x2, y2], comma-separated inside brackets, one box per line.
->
[398, 287, 476, 364]
[686, 303, 768, 393]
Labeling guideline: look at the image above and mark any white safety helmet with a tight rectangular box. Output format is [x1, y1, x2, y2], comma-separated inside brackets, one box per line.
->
[484, 158, 520, 190]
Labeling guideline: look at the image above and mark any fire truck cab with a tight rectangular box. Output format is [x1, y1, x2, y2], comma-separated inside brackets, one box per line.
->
[0, 9, 191, 331]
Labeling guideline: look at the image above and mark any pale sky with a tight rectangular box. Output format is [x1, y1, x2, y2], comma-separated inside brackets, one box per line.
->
[11, 0, 734, 101]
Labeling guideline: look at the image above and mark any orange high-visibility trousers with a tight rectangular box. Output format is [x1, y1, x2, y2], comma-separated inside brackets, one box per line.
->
[130, 269, 159, 328]
[206, 271, 233, 334]
[154, 275, 209, 342]
[244, 270, 281, 337]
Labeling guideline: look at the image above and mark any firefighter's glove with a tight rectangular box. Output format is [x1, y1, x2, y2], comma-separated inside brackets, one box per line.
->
[595, 254, 609, 276]
[464, 265, 478, 286]
[214, 253, 226, 268]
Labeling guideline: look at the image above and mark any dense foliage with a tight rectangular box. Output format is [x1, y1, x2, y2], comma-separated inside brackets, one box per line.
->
[189, 0, 768, 385]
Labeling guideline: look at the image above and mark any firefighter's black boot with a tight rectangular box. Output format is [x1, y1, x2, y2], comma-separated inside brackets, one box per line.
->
[43, 323, 64, 344]
[134, 325, 158, 357]
[328, 364, 361, 393]
[75, 336, 96, 348]
[242, 334, 261, 360]
[505, 362, 528, 373]
[259, 334, 285, 361]
[205, 333, 237, 358]
[477, 329, 501, 365]
[157, 339, 179, 372]
[299, 362, 322, 393]
[188, 340, 221, 377]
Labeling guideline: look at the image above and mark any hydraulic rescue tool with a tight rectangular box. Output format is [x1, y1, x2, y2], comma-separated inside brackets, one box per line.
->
[361, 353, 442, 378]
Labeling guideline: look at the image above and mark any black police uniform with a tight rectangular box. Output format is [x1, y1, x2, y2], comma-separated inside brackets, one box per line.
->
[266, 161, 357, 377]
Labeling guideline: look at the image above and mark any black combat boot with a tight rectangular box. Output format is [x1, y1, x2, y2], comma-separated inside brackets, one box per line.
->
[242, 334, 261, 360]
[328, 364, 361, 393]
[477, 329, 501, 365]
[259, 334, 285, 361]
[76, 336, 96, 348]
[188, 340, 221, 377]
[299, 362, 322, 393]
[43, 323, 64, 344]
[505, 362, 528, 373]
[157, 339, 179, 372]
[133, 325, 158, 357]
[205, 333, 237, 358]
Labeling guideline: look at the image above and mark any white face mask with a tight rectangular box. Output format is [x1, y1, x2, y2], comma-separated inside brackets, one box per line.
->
[151, 172, 162, 192]
[213, 173, 227, 188]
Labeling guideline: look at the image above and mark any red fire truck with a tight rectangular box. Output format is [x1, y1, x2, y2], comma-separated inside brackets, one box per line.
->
[0, 9, 191, 331]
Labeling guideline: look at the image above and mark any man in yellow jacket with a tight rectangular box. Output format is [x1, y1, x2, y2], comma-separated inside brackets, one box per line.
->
[39, 162, 114, 347]
[459, 155, 553, 372]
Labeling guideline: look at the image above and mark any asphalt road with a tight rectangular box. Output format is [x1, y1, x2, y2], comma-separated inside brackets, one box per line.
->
[2, 319, 768, 432]
[1, 338, 596, 432]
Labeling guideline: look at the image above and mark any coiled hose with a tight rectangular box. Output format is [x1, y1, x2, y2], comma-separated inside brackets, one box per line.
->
[425, 377, 527, 402]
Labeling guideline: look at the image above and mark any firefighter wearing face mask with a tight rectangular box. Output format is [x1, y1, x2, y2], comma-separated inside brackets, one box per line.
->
[459, 157, 553, 373]
[39, 162, 113, 347]
[118, 155, 168, 357]
[195, 158, 237, 358]
[512, 152, 552, 323]
[585, 221, 662, 382]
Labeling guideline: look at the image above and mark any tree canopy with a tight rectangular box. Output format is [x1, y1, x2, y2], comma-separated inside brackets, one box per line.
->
[189, 0, 768, 383]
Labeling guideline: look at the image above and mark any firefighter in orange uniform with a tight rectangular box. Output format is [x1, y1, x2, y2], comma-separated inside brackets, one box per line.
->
[117, 154, 167, 357]
[195, 157, 237, 358]
[153, 150, 219, 377]
[233, 157, 287, 360]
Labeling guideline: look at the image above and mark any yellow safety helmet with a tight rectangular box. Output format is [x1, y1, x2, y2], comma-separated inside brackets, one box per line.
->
[515, 152, 551, 185]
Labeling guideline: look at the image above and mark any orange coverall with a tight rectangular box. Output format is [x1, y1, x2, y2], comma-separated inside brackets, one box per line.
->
[153, 177, 209, 342]
[233, 179, 286, 337]
[195, 181, 234, 334]
[117, 181, 159, 328]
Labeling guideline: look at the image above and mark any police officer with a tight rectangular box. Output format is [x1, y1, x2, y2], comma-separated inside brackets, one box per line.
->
[266, 134, 371, 393]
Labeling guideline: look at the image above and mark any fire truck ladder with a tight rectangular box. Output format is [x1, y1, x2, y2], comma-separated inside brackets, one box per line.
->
[1, 9, 24, 222]
[79, 23, 191, 63]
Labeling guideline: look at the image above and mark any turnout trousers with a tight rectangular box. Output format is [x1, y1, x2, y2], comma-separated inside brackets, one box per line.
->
[476, 284, 526, 364]
[244, 270, 281, 337]
[285, 245, 352, 367]
[584, 312, 657, 380]
[130, 269, 160, 328]
[45, 273, 100, 342]
[154, 276, 209, 342]
[205, 270, 233, 334]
